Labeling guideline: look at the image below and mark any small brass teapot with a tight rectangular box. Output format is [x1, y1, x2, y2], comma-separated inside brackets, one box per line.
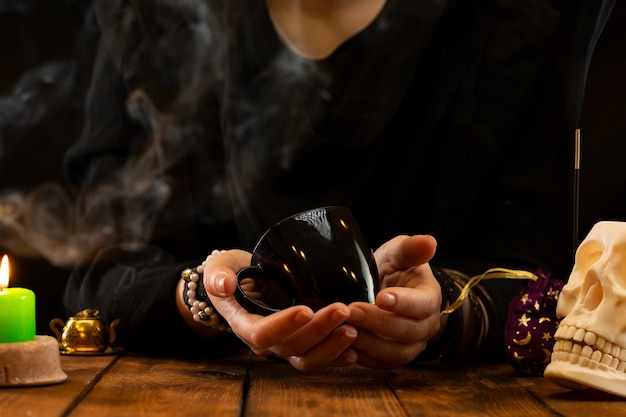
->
[50, 309, 120, 355]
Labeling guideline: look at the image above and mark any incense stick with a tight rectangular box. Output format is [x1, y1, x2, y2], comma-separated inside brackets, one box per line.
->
[573, 128, 581, 256]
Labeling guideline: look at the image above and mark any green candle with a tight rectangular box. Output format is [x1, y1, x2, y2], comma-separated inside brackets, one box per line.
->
[0, 255, 36, 343]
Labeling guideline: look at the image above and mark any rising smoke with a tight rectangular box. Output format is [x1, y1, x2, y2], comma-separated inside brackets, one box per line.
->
[0, 0, 323, 266]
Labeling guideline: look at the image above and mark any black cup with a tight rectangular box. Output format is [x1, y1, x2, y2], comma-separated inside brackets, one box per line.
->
[234, 206, 380, 315]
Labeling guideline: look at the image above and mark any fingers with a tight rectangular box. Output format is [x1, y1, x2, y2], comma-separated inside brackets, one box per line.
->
[346, 286, 441, 369]
[252, 303, 352, 352]
[275, 303, 351, 352]
[346, 301, 438, 369]
[287, 325, 359, 371]
[376, 284, 441, 318]
[376, 235, 437, 274]
[349, 299, 440, 343]
[247, 307, 315, 348]
[248, 305, 359, 371]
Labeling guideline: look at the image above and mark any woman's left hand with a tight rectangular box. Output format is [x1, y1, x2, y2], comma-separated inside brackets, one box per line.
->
[202, 249, 359, 371]
[346, 234, 442, 369]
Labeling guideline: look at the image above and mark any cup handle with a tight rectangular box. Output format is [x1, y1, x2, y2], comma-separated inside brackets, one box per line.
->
[109, 319, 120, 344]
[49, 318, 64, 343]
[234, 266, 284, 316]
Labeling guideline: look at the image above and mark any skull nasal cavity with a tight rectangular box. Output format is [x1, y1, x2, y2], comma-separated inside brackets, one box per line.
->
[582, 278, 603, 311]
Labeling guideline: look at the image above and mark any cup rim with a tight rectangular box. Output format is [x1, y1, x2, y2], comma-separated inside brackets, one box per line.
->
[253, 205, 352, 250]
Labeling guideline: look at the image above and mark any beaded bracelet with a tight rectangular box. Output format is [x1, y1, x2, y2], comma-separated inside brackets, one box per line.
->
[180, 250, 231, 333]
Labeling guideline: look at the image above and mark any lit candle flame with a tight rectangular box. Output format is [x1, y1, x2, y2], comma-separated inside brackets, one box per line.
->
[0, 255, 9, 289]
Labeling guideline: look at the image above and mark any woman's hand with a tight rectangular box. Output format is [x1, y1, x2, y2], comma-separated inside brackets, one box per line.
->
[346, 234, 442, 369]
[202, 250, 359, 371]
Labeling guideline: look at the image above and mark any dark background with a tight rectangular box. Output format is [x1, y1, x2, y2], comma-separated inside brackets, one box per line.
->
[1, 1, 625, 335]
[578, 3, 626, 232]
[0, 1, 94, 334]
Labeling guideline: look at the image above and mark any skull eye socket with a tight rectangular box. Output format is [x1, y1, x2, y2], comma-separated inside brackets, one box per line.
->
[575, 241, 602, 275]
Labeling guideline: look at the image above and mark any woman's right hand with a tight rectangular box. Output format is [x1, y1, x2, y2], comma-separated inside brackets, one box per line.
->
[202, 250, 359, 371]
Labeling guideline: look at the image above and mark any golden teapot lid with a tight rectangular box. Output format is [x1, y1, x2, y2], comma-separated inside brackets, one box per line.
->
[71, 308, 102, 319]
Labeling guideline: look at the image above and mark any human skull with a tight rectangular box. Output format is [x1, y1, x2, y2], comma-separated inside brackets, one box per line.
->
[544, 221, 626, 397]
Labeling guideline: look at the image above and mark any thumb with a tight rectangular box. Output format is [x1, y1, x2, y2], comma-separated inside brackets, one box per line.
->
[377, 234, 437, 270]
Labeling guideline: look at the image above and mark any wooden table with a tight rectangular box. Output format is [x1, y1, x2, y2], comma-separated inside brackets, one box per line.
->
[2, 351, 625, 416]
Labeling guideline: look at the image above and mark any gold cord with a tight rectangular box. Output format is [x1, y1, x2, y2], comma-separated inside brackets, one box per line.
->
[440, 268, 537, 315]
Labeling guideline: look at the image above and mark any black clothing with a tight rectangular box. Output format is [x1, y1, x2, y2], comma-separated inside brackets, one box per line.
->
[63, 0, 614, 357]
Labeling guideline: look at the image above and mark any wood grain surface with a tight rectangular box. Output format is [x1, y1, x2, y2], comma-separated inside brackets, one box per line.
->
[2, 354, 625, 417]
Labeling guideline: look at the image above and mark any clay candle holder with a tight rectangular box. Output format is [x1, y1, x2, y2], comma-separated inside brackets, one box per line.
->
[0, 336, 67, 387]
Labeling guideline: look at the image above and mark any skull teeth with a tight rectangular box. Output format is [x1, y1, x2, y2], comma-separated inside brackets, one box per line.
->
[553, 325, 626, 373]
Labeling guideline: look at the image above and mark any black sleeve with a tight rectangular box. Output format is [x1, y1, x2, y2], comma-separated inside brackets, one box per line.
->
[61, 4, 239, 356]
[64, 244, 190, 353]
[63, 243, 241, 355]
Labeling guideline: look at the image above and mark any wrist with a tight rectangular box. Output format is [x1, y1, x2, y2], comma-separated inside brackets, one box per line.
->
[418, 267, 464, 363]
[177, 260, 231, 336]
[420, 267, 535, 364]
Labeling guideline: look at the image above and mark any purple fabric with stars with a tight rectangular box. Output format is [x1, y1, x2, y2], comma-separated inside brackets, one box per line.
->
[504, 269, 564, 376]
